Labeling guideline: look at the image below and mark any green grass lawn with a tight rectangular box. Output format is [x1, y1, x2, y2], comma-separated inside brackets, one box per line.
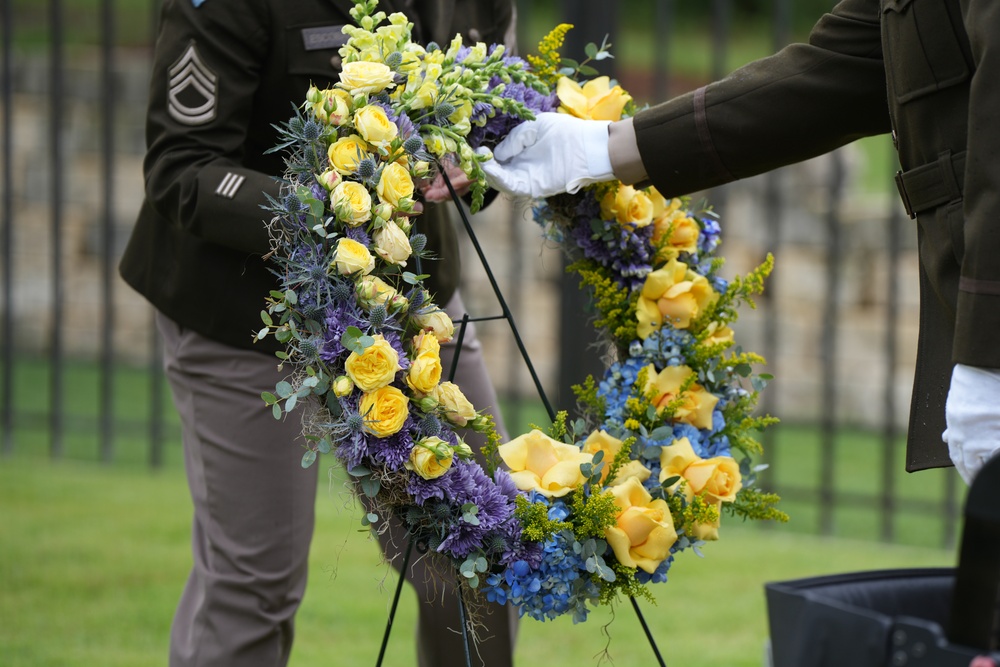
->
[0, 456, 956, 667]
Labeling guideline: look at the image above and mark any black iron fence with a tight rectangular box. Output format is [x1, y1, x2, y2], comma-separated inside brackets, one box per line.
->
[0, 0, 964, 547]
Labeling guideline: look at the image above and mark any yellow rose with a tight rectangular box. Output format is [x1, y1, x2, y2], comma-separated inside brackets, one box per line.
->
[328, 135, 372, 175]
[333, 238, 375, 276]
[604, 477, 678, 573]
[557, 76, 632, 121]
[659, 437, 741, 541]
[413, 306, 455, 343]
[409, 80, 439, 109]
[373, 220, 412, 266]
[360, 385, 410, 437]
[406, 333, 442, 395]
[331, 181, 373, 226]
[377, 161, 415, 208]
[643, 364, 719, 430]
[659, 437, 742, 502]
[498, 429, 593, 498]
[353, 105, 398, 149]
[407, 436, 454, 480]
[344, 334, 401, 392]
[431, 381, 476, 427]
[601, 185, 654, 228]
[636, 259, 718, 337]
[338, 60, 395, 95]
[608, 460, 653, 487]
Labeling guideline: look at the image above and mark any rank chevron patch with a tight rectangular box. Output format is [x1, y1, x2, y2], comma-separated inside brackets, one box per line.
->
[167, 42, 217, 126]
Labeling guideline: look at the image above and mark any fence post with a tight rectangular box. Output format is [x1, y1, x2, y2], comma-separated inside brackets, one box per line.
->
[1, 0, 14, 456]
[99, 0, 117, 463]
[49, 0, 66, 460]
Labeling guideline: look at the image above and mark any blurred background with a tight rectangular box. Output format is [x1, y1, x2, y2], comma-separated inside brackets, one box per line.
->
[0, 0, 964, 665]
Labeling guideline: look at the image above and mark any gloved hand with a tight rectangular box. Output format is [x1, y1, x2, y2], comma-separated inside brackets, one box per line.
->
[480, 112, 615, 198]
[943, 363, 1000, 483]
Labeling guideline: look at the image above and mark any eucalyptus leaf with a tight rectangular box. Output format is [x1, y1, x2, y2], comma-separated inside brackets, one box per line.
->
[276, 381, 294, 398]
[285, 393, 298, 413]
[260, 310, 273, 326]
[301, 450, 317, 468]
[256, 328, 269, 341]
[584, 42, 598, 59]
[272, 404, 283, 420]
[577, 65, 599, 77]
[261, 391, 277, 404]
[361, 477, 381, 497]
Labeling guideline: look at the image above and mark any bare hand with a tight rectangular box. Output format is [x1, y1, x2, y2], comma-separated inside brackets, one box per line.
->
[421, 162, 474, 203]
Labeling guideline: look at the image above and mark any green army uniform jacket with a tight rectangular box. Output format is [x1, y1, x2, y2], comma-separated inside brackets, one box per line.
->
[120, 0, 514, 353]
[629, 0, 1000, 470]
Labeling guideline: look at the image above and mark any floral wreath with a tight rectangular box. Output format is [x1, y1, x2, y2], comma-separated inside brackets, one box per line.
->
[258, 0, 786, 624]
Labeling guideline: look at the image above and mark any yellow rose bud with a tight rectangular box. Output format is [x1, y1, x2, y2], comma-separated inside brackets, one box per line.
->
[557, 76, 632, 121]
[331, 181, 373, 226]
[344, 334, 401, 392]
[377, 161, 415, 208]
[360, 385, 410, 438]
[328, 135, 372, 176]
[604, 477, 678, 573]
[413, 307, 455, 343]
[373, 202, 395, 222]
[454, 441, 474, 460]
[373, 220, 412, 266]
[353, 104, 398, 148]
[406, 349, 442, 395]
[659, 437, 741, 541]
[636, 259, 718, 337]
[407, 436, 454, 480]
[333, 375, 355, 397]
[318, 169, 342, 191]
[306, 85, 322, 105]
[338, 60, 395, 95]
[498, 429, 593, 498]
[388, 293, 409, 313]
[643, 364, 719, 430]
[333, 238, 375, 276]
[315, 89, 350, 125]
[431, 381, 476, 427]
[356, 275, 396, 307]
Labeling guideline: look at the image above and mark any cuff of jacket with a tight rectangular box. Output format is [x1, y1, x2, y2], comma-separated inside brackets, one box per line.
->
[195, 164, 279, 256]
[631, 86, 737, 198]
[609, 117, 649, 186]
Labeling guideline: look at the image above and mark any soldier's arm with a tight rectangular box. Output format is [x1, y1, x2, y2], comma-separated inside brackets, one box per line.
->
[142, 0, 275, 257]
[953, 0, 1000, 369]
[622, 0, 890, 197]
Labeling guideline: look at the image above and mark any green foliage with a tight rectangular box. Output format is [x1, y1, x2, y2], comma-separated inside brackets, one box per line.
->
[571, 375, 606, 426]
[728, 488, 789, 524]
[603, 436, 636, 487]
[599, 562, 656, 607]
[702, 253, 774, 328]
[569, 489, 620, 540]
[515, 495, 571, 543]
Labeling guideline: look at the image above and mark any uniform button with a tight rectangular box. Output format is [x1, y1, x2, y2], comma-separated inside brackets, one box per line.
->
[468, 28, 481, 41]
[891, 129, 899, 150]
[330, 55, 342, 69]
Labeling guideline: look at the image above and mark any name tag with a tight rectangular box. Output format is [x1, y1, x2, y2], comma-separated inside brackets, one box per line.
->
[301, 26, 348, 51]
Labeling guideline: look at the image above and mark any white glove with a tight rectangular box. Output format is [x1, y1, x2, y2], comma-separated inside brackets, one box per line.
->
[480, 112, 615, 198]
[943, 363, 1000, 484]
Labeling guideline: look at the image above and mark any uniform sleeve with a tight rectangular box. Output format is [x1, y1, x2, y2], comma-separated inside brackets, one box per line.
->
[954, 0, 1000, 369]
[142, 0, 276, 256]
[633, 0, 891, 198]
